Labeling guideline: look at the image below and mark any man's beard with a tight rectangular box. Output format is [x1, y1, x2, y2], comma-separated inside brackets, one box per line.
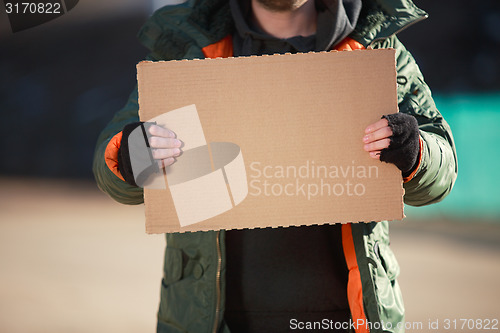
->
[255, 0, 309, 12]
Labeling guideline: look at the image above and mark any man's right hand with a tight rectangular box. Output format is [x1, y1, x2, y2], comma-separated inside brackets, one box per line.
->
[147, 124, 183, 168]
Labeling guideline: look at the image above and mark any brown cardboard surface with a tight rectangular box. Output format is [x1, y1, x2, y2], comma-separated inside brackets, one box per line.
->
[137, 49, 404, 234]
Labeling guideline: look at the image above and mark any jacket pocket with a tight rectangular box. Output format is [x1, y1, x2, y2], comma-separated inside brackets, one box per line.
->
[158, 247, 189, 333]
[376, 241, 400, 281]
[370, 241, 405, 332]
[163, 247, 183, 285]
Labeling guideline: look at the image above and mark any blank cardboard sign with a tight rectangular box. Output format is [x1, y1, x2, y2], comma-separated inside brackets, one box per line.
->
[136, 49, 404, 234]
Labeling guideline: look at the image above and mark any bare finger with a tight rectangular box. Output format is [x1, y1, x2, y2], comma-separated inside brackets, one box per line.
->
[363, 126, 392, 144]
[149, 136, 182, 149]
[152, 148, 181, 160]
[369, 151, 382, 160]
[363, 138, 390, 152]
[158, 157, 176, 169]
[148, 124, 176, 138]
[365, 118, 389, 134]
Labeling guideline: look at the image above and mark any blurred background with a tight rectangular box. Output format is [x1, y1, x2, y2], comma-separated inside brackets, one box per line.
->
[1, 0, 499, 332]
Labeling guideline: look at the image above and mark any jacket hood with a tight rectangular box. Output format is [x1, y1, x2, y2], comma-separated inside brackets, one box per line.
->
[137, 0, 427, 60]
[230, 0, 362, 55]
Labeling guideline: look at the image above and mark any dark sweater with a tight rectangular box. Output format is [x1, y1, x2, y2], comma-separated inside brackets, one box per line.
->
[224, 1, 361, 332]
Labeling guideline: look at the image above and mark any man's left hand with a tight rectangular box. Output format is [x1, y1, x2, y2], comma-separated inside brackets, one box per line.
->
[363, 117, 392, 160]
[363, 113, 421, 176]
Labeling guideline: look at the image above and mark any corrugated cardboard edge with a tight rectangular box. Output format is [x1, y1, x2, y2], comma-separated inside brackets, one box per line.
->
[145, 213, 406, 234]
[136, 49, 396, 72]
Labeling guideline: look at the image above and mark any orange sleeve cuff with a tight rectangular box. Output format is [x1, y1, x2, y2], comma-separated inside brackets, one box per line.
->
[104, 131, 125, 181]
[403, 136, 423, 183]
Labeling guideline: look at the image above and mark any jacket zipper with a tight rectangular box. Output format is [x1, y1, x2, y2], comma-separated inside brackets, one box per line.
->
[212, 230, 222, 333]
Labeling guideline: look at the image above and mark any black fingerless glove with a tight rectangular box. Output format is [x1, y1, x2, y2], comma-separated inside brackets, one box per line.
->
[118, 122, 144, 186]
[379, 113, 420, 177]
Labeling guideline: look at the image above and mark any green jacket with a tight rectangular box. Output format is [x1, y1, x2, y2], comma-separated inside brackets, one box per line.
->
[92, 1, 457, 332]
